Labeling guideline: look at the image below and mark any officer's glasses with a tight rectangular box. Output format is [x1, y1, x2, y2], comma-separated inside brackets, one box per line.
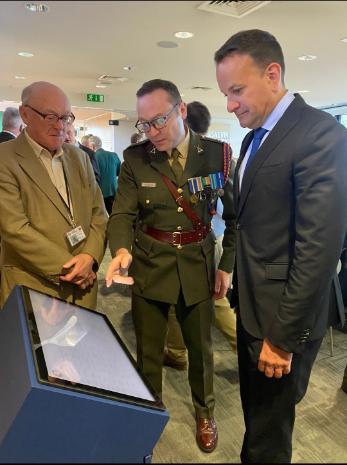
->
[135, 103, 179, 134]
[25, 104, 75, 125]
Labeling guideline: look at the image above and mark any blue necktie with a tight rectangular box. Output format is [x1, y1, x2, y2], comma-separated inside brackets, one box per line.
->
[245, 127, 268, 171]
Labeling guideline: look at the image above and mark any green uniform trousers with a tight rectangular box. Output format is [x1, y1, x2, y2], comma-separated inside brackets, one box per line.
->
[132, 292, 215, 418]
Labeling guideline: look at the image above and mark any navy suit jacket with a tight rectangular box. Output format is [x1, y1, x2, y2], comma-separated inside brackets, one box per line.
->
[233, 94, 347, 353]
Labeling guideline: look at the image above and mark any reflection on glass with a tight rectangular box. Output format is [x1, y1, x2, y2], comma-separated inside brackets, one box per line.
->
[28, 289, 155, 402]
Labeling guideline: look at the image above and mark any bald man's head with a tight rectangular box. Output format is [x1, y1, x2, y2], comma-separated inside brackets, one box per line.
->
[19, 81, 74, 154]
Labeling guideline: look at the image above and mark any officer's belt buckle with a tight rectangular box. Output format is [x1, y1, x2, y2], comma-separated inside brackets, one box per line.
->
[172, 231, 182, 247]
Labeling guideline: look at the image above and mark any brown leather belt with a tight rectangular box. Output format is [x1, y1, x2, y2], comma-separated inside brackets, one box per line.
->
[143, 224, 211, 247]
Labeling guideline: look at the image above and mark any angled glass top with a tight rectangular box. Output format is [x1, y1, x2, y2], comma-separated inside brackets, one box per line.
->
[24, 288, 161, 408]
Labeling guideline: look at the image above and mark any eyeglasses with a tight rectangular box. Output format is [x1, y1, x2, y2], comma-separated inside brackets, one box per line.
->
[135, 103, 179, 134]
[25, 104, 75, 125]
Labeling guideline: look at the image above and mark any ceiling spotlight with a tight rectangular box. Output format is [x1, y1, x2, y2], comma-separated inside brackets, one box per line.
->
[123, 66, 133, 71]
[18, 51, 34, 58]
[116, 77, 128, 82]
[341, 37, 347, 43]
[298, 55, 317, 61]
[15, 75, 26, 80]
[25, 3, 49, 13]
[96, 84, 107, 88]
[174, 31, 194, 39]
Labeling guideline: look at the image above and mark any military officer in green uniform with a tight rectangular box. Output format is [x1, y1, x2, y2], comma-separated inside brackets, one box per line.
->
[106, 79, 236, 453]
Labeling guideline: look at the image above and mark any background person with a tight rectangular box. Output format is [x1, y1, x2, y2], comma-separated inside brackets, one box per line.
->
[89, 135, 121, 215]
[0, 81, 108, 310]
[106, 79, 236, 453]
[215, 29, 347, 463]
[0, 107, 24, 142]
[65, 128, 101, 186]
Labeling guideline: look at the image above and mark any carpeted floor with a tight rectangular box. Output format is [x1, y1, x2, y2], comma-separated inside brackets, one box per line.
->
[97, 250, 347, 463]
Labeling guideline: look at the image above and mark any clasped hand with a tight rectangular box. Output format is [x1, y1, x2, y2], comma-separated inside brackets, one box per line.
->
[60, 253, 96, 290]
[258, 338, 293, 378]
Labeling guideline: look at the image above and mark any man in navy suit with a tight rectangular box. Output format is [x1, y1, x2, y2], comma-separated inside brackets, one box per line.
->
[215, 29, 347, 463]
[0, 107, 23, 143]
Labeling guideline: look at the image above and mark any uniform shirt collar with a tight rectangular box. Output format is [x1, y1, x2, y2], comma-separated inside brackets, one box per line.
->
[167, 128, 190, 160]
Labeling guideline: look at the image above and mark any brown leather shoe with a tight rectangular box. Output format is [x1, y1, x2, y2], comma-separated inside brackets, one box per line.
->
[196, 416, 218, 453]
[163, 352, 187, 370]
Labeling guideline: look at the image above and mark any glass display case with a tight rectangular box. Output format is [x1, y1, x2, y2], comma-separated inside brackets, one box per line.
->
[0, 286, 169, 463]
[25, 288, 162, 409]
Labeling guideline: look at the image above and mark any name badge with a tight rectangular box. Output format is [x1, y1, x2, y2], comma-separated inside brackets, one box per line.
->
[66, 225, 86, 247]
[141, 182, 156, 188]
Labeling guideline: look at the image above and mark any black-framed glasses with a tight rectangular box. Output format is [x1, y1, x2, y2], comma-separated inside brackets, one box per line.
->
[25, 104, 75, 125]
[135, 103, 179, 134]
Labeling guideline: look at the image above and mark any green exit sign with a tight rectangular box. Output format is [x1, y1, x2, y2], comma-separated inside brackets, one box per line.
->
[86, 93, 104, 103]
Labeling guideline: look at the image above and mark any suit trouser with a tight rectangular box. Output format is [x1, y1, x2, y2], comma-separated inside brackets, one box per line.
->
[132, 292, 215, 418]
[237, 315, 322, 463]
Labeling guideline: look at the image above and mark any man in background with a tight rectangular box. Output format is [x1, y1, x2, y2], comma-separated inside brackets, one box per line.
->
[0, 81, 108, 310]
[65, 128, 101, 186]
[89, 135, 121, 215]
[0, 107, 24, 143]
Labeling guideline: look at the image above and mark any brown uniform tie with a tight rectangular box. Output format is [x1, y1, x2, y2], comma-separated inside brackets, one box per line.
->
[171, 148, 183, 182]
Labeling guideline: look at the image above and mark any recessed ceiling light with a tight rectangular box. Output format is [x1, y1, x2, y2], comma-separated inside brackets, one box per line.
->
[25, 3, 49, 13]
[96, 84, 107, 88]
[174, 31, 194, 39]
[123, 66, 133, 71]
[15, 75, 26, 80]
[116, 77, 128, 82]
[341, 37, 347, 43]
[295, 89, 310, 93]
[298, 55, 317, 61]
[157, 41, 178, 49]
[18, 51, 34, 58]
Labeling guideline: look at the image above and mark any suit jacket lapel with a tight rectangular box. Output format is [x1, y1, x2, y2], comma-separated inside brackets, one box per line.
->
[238, 95, 304, 218]
[15, 133, 72, 223]
[234, 130, 253, 207]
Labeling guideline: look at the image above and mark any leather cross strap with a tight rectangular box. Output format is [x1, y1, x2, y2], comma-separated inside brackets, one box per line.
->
[160, 173, 205, 230]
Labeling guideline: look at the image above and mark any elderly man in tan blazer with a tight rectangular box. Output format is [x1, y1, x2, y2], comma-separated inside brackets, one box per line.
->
[0, 81, 108, 309]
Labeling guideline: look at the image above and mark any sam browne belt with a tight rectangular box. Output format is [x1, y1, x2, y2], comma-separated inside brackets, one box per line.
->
[143, 224, 211, 247]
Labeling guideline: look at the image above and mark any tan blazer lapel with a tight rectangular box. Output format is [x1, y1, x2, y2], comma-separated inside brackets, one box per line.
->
[14, 133, 71, 223]
[62, 145, 86, 225]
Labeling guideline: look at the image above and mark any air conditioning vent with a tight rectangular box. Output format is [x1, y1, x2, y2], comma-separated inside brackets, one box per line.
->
[98, 74, 121, 81]
[191, 86, 212, 91]
[197, 1, 271, 18]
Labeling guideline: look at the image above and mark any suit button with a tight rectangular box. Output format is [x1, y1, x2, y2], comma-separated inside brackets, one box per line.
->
[177, 207, 183, 213]
[177, 188, 183, 194]
[176, 226, 183, 231]
[177, 245, 183, 250]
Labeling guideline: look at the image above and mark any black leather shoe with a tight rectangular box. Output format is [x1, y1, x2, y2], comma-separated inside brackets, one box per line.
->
[196, 416, 218, 453]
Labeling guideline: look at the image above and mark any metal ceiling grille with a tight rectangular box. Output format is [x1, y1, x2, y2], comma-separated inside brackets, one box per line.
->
[197, 1, 271, 18]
